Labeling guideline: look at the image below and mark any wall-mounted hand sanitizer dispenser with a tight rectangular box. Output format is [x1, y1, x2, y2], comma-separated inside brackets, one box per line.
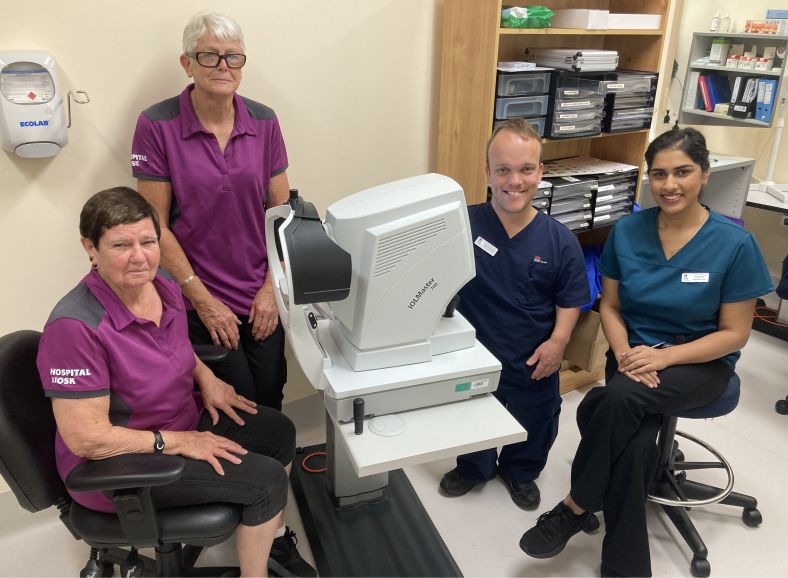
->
[0, 51, 68, 158]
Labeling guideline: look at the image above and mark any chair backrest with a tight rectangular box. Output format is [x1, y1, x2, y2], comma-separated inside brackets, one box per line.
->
[0, 330, 69, 512]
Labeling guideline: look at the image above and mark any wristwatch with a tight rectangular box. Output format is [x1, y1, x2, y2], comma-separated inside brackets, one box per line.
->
[153, 430, 165, 454]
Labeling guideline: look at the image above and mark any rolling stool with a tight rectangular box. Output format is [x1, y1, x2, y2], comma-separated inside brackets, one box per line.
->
[647, 374, 762, 577]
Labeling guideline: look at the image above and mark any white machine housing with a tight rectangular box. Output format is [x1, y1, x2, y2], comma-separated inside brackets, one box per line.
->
[0, 51, 68, 158]
[324, 173, 477, 370]
[265, 173, 502, 424]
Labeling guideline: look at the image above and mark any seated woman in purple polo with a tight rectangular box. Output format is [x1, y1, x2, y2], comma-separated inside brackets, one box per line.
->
[131, 11, 290, 413]
[36, 187, 295, 577]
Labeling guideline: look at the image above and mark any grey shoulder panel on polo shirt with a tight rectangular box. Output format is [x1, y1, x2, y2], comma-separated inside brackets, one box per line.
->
[143, 96, 181, 122]
[48, 283, 105, 329]
[241, 97, 275, 120]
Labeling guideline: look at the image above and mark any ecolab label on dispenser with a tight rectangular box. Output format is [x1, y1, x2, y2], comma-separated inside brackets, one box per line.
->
[19, 120, 49, 127]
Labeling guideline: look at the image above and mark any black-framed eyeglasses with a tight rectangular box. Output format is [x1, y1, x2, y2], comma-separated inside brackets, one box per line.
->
[190, 52, 247, 69]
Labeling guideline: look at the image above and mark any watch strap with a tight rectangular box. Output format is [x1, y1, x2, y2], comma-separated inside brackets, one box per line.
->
[153, 430, 165, 454]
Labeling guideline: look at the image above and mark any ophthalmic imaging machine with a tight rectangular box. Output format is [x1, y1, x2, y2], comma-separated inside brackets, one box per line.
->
[265, 174, 526, 576]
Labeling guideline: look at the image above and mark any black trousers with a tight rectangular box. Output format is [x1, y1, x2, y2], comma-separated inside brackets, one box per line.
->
[457, 375, 561, 483]
[149, 406, 295, 525]
[570, 351, 732, 577]
[188, 311, 287, 410]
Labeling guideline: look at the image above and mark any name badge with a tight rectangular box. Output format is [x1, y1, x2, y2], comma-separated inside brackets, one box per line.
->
[682, 272, 709, 283]
[474, 236, 498, 256]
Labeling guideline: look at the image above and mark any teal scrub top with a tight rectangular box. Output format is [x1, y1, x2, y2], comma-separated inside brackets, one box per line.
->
[599, 208, 773, 368]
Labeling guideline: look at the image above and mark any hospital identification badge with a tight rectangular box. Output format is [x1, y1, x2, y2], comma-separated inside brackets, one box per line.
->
[681, 272, 709, 283]
[475, 236, 498, 256]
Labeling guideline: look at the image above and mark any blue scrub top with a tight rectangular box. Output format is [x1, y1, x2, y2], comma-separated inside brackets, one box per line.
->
[599, 208, 773, 368]
[458, 204, 589, 394]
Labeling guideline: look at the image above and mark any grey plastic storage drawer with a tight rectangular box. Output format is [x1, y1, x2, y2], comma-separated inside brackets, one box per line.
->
[494, 115, 546, 137]
[496, 71, 552, 96]
[495, 95, 550, 120]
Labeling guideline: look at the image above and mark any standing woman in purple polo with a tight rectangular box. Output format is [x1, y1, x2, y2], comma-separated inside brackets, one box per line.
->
[132, 12, 289, 411]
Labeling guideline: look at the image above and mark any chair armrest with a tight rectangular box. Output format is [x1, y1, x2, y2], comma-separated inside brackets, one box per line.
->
[193, 344, 229, 364]
[65, 453, 185, 493]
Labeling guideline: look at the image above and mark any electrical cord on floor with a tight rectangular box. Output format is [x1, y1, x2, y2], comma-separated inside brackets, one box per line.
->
[754, 306, 788, 328]
[301, 451, 327, 473]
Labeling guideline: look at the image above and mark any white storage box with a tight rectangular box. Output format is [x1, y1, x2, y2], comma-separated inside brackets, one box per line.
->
[551, 9, 609, 29]
[608, 13, 662, 29]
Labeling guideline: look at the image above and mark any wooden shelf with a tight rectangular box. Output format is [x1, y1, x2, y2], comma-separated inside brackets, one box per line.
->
[499, 27, 664, 36]
[437, 0, 677, 206]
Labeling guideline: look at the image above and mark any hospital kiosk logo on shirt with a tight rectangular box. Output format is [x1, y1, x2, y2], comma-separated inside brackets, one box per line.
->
[50, 367, 92, 385]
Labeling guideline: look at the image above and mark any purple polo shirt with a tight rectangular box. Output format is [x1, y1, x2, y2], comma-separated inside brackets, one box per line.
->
[37, 270, 201, 513]
[130, 84, 289, 314]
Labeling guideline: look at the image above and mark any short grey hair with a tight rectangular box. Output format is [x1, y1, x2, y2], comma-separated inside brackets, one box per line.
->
[182, 12, 245, 55]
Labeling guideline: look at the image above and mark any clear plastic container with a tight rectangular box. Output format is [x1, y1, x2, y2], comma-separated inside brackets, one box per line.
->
[553, 94, 605, 111]
[493, 115, 546, 137]
[494, 95, 550, 119]
[550, 197, 593, 215]
[554, 109, 603, 122]
[601, 76, 655, 94]
[496, 71, 552, 96]
[549, 118, 602, 138]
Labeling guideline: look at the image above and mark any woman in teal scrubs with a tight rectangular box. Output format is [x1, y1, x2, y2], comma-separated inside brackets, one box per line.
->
[520, 128, 773, 577]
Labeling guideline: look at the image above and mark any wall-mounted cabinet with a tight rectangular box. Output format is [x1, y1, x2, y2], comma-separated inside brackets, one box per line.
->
[679, 32, 788, 128]
[437, 0, 677, 207]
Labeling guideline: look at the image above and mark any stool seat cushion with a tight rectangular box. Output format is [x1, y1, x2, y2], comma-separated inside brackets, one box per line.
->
[673, 374, 740, 419]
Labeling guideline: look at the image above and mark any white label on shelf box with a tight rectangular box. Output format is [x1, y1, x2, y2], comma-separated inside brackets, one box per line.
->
[564, 90, 579, 96]
[559, 125, 576, 131]
[596, 204, 612, 212]
[560, 101, 592, 108]
[607, 83, 625, 89]
[596, 194, 614, 202]
[597, 184, 616, 192]
[595, 214, 611, 222]
[563, 176, 580, 182]
[558, 113, 579, 119]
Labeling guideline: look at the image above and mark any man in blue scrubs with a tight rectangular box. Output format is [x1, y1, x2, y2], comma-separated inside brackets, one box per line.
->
[439, 118, 589, 509]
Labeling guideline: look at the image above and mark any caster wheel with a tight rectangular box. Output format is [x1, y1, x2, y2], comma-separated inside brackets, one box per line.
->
[80, 560, 112, 578]
[743, 507, 762, 527]
[673, 449, 685, 463]
[583, 513, 600, 533]
[690, 556, 711, 577]
[776, 399, 788, 415]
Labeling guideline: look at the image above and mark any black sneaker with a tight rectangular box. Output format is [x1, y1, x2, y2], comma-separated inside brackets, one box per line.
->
[499, 475, 540, 510]
[439, 468, 485, 496]
[270, 527, 317, 577]
[519, 501, 592, 559]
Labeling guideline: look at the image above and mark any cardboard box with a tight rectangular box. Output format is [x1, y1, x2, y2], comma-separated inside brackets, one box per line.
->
[551, 9, 609, 29]
[564, 310, 609, 371]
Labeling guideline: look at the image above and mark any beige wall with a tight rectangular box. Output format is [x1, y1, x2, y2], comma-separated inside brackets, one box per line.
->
[662, 1, 788, 276]
[0, 1, 441, 408]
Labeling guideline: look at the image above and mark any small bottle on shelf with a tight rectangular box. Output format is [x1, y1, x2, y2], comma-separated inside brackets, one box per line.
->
[710, 11, 721, 32]
[720, 12, 731, 33]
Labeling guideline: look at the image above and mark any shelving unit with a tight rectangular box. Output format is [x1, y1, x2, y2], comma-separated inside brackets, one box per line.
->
[679, 32, 788, 128]
[436, 1, 679, 390]
[437, 0, 678, 206]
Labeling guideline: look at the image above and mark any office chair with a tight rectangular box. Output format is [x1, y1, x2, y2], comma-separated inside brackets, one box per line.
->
[0, 329, 247, 577]
[647, 374, 762, 578]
